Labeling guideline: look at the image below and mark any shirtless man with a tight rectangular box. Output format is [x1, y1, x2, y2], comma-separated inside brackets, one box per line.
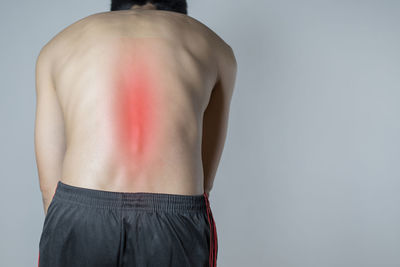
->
[35, 0, 236, 266]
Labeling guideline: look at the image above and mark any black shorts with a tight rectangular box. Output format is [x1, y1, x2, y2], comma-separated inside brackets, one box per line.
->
[38, 181, 218, 267]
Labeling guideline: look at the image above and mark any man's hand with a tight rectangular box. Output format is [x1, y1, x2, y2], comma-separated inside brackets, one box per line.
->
[41, 186, 57, 216]
[42, 195, 50, 216]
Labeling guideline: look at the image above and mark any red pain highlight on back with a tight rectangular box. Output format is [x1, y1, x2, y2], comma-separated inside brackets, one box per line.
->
[113, 51, 162, 167]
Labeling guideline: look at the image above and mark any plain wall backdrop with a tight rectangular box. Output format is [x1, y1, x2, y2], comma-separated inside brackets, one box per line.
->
[1, 0, 400, 266]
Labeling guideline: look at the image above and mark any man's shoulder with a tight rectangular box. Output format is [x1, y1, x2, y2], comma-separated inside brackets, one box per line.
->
[36, 12, 108, 62]
[185, 16, 231, 47]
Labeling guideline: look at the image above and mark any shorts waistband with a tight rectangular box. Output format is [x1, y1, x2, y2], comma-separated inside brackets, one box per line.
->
[53, 181, 208, 212]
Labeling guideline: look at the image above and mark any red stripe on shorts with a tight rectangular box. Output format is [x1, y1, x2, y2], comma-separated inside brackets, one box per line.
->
[204, 192, 217, 267]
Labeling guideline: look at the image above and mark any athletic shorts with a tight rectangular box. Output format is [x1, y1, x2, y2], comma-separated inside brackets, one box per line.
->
[38, 181, 218, 267]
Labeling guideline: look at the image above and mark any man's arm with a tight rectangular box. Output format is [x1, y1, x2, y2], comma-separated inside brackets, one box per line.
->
[34, 47, 66, 215]
[202, 45, 237, 196]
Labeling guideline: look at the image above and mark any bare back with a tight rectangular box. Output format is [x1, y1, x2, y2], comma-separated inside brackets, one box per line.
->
[35, 10, 236, 196]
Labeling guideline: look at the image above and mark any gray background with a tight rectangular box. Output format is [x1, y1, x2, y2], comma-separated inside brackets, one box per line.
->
[1, 0, 399, 266]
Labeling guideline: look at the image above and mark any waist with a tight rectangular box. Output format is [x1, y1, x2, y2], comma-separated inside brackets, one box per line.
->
[53, 181, 208, 212]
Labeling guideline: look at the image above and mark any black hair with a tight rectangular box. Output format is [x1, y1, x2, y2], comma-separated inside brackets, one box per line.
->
[110, 0, 187, 14]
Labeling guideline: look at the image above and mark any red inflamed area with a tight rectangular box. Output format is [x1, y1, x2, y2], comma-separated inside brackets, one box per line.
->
[113, 52, 162, 167]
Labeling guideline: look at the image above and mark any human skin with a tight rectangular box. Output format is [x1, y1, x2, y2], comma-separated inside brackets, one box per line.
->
[113, 45, 162, 168]
[35, 7, 237, 215]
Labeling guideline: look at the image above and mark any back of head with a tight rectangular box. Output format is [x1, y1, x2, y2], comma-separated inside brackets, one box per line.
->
[110, 0, 188, 14]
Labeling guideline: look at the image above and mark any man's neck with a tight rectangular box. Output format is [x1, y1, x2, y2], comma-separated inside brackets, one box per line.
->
[130, 3, 157, 11]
